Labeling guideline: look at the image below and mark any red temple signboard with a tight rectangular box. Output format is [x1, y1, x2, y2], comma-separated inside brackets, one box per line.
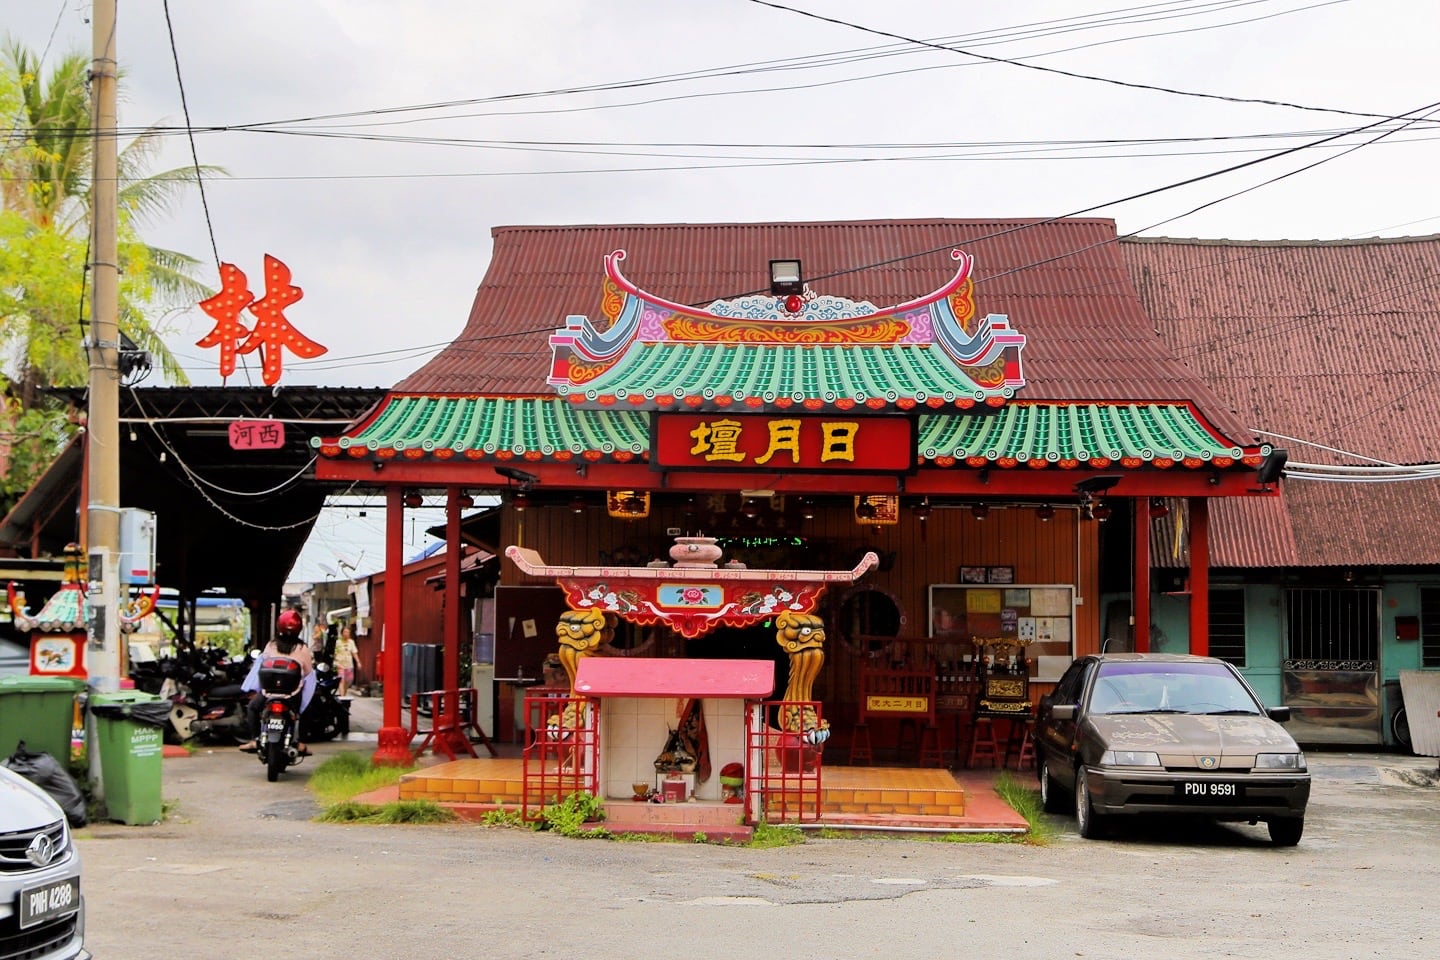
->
[654, 414, 914, 472]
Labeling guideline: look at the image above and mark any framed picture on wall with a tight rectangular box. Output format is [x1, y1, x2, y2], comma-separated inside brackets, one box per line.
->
[986, 566, 1015, 584]
[960, 565, 988, 584]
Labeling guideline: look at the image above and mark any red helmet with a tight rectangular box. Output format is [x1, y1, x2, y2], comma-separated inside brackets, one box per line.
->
[277, 609, 303, 636]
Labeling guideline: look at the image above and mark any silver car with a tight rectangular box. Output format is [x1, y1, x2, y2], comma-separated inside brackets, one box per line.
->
[1035, 653, 1311, 846]
[0, 764, 89, 959]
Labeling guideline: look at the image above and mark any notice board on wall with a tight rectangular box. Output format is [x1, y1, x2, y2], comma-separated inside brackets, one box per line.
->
[928, 583, 1075, 682]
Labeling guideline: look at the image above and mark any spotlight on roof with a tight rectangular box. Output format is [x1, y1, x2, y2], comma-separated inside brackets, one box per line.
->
[769, 259, 803, 296]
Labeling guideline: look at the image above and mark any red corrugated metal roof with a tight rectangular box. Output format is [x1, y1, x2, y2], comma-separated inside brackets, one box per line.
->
[573, 657, 775, 698]
[1126, 234, 1440, 567]
[396, 219, 1253, 442]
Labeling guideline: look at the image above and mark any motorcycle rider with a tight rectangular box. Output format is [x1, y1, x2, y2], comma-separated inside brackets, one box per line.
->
[237, 609, 316, 754]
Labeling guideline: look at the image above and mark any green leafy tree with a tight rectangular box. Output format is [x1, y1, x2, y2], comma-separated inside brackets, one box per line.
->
[1, 39, 221, 512]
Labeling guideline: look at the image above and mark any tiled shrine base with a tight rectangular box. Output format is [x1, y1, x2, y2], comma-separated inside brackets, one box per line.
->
[361, 759, 1029, 839]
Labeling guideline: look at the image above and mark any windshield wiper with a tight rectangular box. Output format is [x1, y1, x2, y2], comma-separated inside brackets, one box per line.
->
[1101, 708, 1186, 715]
[1196, 709, 1261, 716]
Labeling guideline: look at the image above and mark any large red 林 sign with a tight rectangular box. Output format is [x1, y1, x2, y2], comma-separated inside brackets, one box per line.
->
[654, 414, 914, 472]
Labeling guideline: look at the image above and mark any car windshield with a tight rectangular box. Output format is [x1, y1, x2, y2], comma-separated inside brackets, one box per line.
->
[1088, 661, 1261, 716]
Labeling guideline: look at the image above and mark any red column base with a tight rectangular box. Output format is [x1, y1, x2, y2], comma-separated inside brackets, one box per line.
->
[372, 726, 415, 766]
[432, 726, 474, 759]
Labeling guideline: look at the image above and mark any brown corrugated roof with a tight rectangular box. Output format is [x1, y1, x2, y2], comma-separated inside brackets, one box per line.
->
[397, 219, 1253, 441]
[1125, 234, 1440, 567]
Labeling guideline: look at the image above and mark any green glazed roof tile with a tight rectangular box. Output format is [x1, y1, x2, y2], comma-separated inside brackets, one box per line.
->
[317, 395, 1258, 469]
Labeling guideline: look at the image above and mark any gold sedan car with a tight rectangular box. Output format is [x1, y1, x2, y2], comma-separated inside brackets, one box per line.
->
[1035, 654, 1311, 845]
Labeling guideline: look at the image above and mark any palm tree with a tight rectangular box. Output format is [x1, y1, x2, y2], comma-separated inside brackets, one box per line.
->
[1, 38, 222, 511]
[2, 38, 223, 407]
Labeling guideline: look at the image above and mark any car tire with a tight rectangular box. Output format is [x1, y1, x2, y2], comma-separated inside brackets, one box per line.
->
[1268, 817, 1304, 846]
[1039, 760, 1066, 814]
[1075, 767, 1106, 839]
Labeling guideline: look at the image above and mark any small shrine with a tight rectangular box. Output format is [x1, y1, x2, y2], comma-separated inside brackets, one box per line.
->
[7, 544, 158, 678]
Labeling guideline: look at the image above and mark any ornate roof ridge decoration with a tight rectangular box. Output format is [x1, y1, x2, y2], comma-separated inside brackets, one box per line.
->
[312, 395, 1267, 469]
[544, 249, 1027, 412]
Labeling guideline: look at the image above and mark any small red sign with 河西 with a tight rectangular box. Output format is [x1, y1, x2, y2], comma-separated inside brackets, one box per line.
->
[228, 420, 285, 450]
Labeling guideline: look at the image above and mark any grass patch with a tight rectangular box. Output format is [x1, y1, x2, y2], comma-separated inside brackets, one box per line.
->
[480, 806, 526, 828]
[537, 791, 610, 838]
[307, 751, 415, 806]
[990, 770, 1056, 844]
[748, 822, 805, 848]
[316, 800, 458, 824]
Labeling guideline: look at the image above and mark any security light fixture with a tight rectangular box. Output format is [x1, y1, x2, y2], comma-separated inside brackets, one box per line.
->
[1257, 448, 1289, 486]
[1074, 475, 1122, 496]
[495, 465, 539, 488]
[769, 259, 803, 296]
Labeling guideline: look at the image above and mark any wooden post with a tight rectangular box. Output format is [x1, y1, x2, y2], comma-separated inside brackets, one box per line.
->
[373, 484, 413, 764]
[1188, 496, 1210, 656]
[1133, 498, 1151, 653]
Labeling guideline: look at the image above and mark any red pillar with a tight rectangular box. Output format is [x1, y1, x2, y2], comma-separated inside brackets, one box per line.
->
[373, 484, 413, 765]
[434, 486, 469, 754]
[1188, 496, 1210, 656]
[1133, 498, 1151, 653]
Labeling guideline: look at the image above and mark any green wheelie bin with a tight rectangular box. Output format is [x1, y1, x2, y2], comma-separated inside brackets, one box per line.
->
[89, 690, 167, 824]
[0, 675, 85, 764]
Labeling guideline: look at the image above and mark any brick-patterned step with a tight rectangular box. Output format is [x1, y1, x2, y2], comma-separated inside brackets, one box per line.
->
[603, 800, 753, 842]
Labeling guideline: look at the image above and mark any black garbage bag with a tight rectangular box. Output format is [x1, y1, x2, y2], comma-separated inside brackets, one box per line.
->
[3, 741, 88, 827]
[88, 698, 173, 727]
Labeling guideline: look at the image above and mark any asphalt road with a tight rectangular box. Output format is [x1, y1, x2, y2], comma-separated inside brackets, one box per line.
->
[76, 713, 1440, 960]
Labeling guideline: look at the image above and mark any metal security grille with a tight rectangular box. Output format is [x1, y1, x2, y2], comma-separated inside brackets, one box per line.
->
[1422, 587, 1440, 668]
[1284, 587, 1379, 665]
[1208, 587, 1246, 667]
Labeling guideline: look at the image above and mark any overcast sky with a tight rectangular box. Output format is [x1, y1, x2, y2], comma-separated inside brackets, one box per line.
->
[11, 0, 1438, 581]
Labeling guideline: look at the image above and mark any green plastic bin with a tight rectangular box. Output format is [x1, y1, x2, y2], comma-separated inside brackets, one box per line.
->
[0, 675, 85, 763]
[90, 690, 165, 824]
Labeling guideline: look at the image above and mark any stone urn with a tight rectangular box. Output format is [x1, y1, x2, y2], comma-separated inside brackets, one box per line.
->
[670, 535, 723, 568]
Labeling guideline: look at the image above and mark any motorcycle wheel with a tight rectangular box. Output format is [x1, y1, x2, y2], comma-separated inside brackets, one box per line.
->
[265, 742, 285, 782]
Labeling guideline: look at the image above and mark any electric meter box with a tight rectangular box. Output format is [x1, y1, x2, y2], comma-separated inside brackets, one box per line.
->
[119, 507, 157, 585]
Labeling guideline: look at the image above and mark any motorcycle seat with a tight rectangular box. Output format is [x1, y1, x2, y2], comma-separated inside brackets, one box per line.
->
[211, 683, 247, 699]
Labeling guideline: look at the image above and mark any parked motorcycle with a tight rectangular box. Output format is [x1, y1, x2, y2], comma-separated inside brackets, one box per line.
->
[302, 661, 351, 743]
[130, 641, 253, 744]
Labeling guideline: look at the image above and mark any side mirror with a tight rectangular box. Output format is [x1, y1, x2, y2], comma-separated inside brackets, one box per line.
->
[1267, 706, 1291, 723]
[1050, 704, 1076, 722]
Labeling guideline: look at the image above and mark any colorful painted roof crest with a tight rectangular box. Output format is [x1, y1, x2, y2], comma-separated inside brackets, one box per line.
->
[545, 249, 1028, 413]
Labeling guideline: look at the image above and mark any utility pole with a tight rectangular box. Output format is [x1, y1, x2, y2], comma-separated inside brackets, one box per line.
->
[87, 0, 122, 794]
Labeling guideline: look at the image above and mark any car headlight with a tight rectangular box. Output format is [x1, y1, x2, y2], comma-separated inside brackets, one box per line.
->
[1100, 750, 1161, 766]
[1255, 752, 1306, 771]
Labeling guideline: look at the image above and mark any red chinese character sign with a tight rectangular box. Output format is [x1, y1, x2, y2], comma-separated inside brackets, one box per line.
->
[228, 420, 286, 450]
[655, 414, 915, 472]
[195, 255, 326, 385]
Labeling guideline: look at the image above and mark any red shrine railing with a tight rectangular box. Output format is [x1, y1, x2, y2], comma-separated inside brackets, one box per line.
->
[747, 700, 824, 824]
[521, 690, 599, 821]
